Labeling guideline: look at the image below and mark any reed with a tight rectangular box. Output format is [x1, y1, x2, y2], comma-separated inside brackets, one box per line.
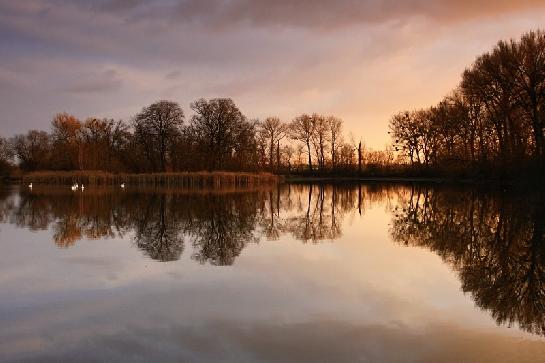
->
[21, 171, 280, 187]
[20, 183, 276, 195]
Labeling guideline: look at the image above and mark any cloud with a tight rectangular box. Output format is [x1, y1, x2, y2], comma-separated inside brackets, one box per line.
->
[167, 0, 544, 30]
[52, 0, 545, 30]
[164, 70, 181, 80]
[89, 0, 148, 13]
[61, 69, 123, 94]
[4, 317, 545, 362]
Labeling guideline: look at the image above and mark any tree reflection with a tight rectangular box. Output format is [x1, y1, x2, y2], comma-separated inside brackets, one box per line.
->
[132, 194, 185, 262]
[14, 188, 126, 248]
[0, 187, 14, 225]
[258, 183, 393, 243]
[1, 184, 374, 264]
[390, 186, 545, 336]
[4, 183, 545, 336]
[187, 193, 261, 266]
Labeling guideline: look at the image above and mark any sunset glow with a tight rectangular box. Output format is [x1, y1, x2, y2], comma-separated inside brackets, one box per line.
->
[2, 1, 545, 148]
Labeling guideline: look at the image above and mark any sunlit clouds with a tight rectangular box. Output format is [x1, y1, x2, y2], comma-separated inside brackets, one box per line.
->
[1, 0, 545, 147]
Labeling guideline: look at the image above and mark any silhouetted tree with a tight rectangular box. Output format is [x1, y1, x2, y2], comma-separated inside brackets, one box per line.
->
[0, 136, 13, 174]
[311, 114, 329, 170]
[328, 116, 343, 169]
[258, 117, 287, 170]
[6, 101, 359, 175]
[133, 100, 185, 172]
[290, 114, 316, 171]
[50, 113, 82, 170]
[189, 98, 256, 170]
[80, 118, 130, 171]
[11, 130, 51, 171]
[390, 30, 545, 176]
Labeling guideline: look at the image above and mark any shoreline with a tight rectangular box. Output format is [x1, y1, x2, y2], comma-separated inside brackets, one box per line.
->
[15, 171, 280, 186]
[4, 171, 543, 188]
[281, 175, 545, 189]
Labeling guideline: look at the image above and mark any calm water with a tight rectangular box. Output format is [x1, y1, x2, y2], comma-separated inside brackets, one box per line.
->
[1, 183, 545, 362]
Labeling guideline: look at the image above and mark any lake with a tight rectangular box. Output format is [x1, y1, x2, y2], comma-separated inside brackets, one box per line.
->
[1, 183, 545, 362]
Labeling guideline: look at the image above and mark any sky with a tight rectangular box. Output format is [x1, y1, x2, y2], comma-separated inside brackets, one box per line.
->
[1, 1, 545, 148]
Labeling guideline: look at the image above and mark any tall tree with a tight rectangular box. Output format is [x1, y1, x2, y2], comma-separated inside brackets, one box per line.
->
[390, 111, 422, 164]
[289, 114, 316, 171]
[80, 118, 130, 171]
[311, 114, 329, 170]
[258, 117, 287, 170]
[513, 31, 545, 164]
[0, 136, 13, 174]
[11, 130, 51, 171]
[133, 100, 184, 172]
[328, 116, 343, 169]
[189, 98, 249, 170]
[50, 113, 81, 170]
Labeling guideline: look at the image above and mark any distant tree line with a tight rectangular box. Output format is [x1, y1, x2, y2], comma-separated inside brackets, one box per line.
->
[4, 30, 543, 178]
[0, 98, 391, 175]
[390, 30, 545, 176]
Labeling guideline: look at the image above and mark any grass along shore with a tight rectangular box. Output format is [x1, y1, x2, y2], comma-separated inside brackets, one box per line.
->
[20, 171, 279, 187]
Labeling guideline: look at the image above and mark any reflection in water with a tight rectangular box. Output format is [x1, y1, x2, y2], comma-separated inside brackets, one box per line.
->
[187, 193, 260, 266]
[2, 183, 545, 337]
[390, 186, 545, 337]
[2, 185, 388, 264]
[133, 194, 185, 262]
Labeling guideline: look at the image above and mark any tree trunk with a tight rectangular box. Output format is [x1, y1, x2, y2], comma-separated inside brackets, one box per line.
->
[276, 140, 280, 171]
[358, 141, 362, 174]
[307, 141, 313, 171]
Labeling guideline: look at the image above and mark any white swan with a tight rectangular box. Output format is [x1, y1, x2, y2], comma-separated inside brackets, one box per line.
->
[28, 183, 33, 189]
[120, 183, 125, 188]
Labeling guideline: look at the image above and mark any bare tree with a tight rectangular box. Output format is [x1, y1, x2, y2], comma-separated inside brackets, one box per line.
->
[50, 113, 82, 170]
[0, 137, 13, 173]
[513, 31, 545, 164]
[281, 144, 294, 170]
[133, 100, 184, 172]
[328, 116, 343, 169]
[258, 117, 287, 170]
[79, 118, 130, 171]
[389, 111, 421, 165]
[311, 114, 330, 170]
[289, 114, 316, 171]
[11, 130, 51, 171]
[294, 144, 305, 170]
[189, 98, 251, 170]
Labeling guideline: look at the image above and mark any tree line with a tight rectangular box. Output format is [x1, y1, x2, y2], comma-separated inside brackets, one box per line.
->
[0, 98, 394, 175]
[4, 30, 544, 178]
[390, 30, 545, 176]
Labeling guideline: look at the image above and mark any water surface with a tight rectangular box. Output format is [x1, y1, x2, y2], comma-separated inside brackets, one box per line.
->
[1, 183, 545, 362]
